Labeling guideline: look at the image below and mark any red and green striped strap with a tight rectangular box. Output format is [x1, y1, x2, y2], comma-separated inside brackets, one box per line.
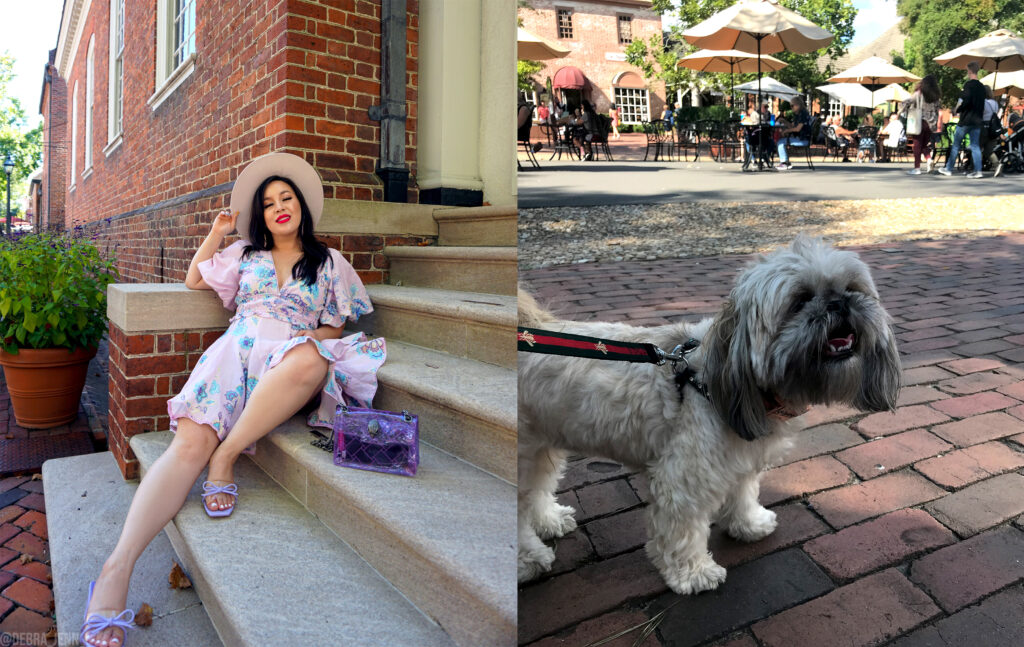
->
[517, 327, 662, 363]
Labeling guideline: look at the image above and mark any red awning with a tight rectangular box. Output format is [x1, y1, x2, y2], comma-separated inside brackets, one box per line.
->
[553, 66, 587, 90]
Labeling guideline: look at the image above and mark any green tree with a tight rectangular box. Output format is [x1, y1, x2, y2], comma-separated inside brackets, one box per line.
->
[631, 0, 857, 100]
[897, 0, 1024, 106]
[0, 53, 42, 209]
[518, 60, 544, 93]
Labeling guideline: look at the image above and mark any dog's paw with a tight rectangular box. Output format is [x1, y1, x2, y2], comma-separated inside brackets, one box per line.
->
[727, 506, 777, 543]
[518, 545, 556, 583]
[534, 503, 578, 540]
[663, 556, 727, 595]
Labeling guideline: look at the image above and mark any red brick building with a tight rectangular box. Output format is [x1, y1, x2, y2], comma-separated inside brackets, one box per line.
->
[48, 0, 514, 283]
[38, 48, 68, 232]
[519, 0, 667, 123]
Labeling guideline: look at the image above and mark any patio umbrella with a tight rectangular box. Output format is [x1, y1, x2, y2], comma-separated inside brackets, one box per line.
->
[517, 27, 570, 61]
[981, 69, 1024, 98]
[873, 83, 911, 104]
[827, 56, 920, 108]
[934, 29, 1024, 90]
[735, 75, 800, 100]
[678, 49, 787, 109]
[682, 0, 833, 168]
[816, 83, 873, 109]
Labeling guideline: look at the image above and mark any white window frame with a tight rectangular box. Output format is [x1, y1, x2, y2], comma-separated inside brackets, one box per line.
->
[70, 82, 78, 190]
[613, 86, 650, 124]
[149, 0, 197, 111]
[105, 0, 125, 154]
[84, 35, 94, 176]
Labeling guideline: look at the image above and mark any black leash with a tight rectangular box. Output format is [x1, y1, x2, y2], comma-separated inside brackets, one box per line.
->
[518, 327, 711, 401]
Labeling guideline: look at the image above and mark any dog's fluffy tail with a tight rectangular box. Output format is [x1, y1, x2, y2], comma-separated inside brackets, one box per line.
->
[519, 287, 557, 327]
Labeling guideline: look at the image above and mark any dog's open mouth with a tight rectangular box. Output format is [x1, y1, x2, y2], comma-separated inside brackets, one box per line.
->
[826, 323, 856, 359]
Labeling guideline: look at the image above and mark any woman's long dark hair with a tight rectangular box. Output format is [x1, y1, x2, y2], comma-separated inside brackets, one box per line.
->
[917, 75, 940, 104]
[242, 175, 331, 287]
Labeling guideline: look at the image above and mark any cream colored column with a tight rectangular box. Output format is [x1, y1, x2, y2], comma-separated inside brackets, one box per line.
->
[417, 0, 515, 207]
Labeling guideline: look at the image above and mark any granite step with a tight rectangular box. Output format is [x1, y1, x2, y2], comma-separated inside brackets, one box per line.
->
[384, 246, 517, 295]
[374, 339, 515, 481]
[250, 420, 517, 646]
[364, 285, 515, 369]
[129, 433, 455, 647]
[433, 205, 517, 247]
[43, 451, 222, 647]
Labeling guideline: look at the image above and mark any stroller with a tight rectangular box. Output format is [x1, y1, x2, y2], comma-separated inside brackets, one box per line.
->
[993, 124, 1024, 175]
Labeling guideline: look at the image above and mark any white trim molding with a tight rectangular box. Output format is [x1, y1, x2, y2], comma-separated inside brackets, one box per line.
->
[56, 0, 93, 79]
[147, 53, 197, 112]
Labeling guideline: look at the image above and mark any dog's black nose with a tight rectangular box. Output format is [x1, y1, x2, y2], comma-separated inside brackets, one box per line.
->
[827, 298, 844, 313]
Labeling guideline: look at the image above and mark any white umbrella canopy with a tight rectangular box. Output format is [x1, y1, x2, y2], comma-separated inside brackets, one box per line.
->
[934, 29, 1024, 73]
[827, 56, 920, 85]
[873, 83, 912, 104]
[817, 83, 873, 108]
[735, 76, 800, 100]
[981, 69, 1024, 98]
[517, 27, 570, 61]
[681, 0, 833, 55]
[677, 49, 788, 73]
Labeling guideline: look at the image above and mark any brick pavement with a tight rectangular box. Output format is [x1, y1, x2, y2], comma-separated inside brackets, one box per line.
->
[519, 233, 1024, 646]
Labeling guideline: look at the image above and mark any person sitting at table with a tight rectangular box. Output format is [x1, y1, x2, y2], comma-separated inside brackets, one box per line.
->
[825, 116, 855, 162]
[774, 96, 811, 171]
[879, 113, 905, 162]
[856, 113, 877, 163]
[740, 107, 761, 169]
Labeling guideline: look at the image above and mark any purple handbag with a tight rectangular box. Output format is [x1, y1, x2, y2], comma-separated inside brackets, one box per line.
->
[311, 404, 419, 477]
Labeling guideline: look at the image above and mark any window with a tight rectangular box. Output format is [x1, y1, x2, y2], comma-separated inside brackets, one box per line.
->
[617, 15, 632, 45]
[71, 82, 78, 184]
[828, 97, 843, 119]
[613, 87, 650, 124]
[151, 0, 197, 109]
[557, 9, 573, 39]
[107, 0, 125, 145]
[85, 36, 94, 172]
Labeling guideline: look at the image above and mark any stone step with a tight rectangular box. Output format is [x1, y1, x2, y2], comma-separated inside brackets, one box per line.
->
[43, 451, 223, 647]
[375, 339, 515, 482]
[129, 433, 455, 647]
[384, 246, 517, 295]
[365, 285, 515, 369]
[250, 420, 516, 647]
[433, 206, 517, 247]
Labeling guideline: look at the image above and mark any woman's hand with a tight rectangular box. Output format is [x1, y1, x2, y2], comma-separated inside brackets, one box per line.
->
[211, 209, 238, 238]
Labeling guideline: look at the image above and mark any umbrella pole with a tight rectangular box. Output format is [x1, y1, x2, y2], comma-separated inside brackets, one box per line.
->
[757, 35, 764, 170]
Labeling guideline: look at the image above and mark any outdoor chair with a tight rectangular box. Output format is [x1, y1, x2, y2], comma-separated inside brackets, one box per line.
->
[548, 123, 579, 161]
[673, 122, 699, 162]
[824, 126, 851, 162]
[780, 118, 816, 170]
[642, 120, 671, 161]
[694, 120, 717, 163]
[716, 121, 744, 163]
[587, 114, 614, 161]
[518, 119, 540, 170]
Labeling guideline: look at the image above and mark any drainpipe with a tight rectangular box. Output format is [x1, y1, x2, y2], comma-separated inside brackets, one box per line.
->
[369, 0, 409, 202]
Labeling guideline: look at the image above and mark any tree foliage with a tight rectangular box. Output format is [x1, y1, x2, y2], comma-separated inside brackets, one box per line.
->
[0, 54, 43, 209]
[631, 0, 857, 100]
[897, 0, 1024, 105]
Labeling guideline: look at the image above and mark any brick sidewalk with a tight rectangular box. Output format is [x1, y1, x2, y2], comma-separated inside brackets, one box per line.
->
[519, 233, 1024, 646]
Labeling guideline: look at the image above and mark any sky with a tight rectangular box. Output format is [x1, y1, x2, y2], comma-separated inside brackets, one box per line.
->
[1, 0, 65, 130]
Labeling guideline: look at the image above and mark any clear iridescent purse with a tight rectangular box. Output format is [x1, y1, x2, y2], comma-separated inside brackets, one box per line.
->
[311, 404, 419, 477]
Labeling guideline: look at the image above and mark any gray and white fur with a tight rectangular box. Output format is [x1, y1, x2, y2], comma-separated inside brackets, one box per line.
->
[518, 237, 900, 594]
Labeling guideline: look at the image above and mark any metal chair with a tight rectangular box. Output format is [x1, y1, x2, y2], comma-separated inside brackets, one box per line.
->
[642, 120, 670, 161]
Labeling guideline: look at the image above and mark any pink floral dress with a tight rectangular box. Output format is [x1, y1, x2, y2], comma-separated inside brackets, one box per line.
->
[166, 240, 385, 447]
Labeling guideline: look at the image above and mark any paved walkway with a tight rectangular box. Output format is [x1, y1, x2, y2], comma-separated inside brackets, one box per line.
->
[519, 233, 1024, 646]
[518, 132, 1024, 208]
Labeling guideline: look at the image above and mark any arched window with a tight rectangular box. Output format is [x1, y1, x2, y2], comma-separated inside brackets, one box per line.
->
[612, 71, 649, 124]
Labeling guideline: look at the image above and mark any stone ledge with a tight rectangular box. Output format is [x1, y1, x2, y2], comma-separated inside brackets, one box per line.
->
[107, 284, 229, 334]
[319, 198, 438, 236]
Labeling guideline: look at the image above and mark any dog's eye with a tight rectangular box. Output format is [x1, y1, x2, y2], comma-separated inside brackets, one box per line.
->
[790, 292, 813, 313]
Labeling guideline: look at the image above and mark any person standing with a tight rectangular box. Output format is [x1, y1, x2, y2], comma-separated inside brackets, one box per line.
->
[900, 74, 941, 174]
[939, 61, 986, 178]
[609, 103, 621, 140]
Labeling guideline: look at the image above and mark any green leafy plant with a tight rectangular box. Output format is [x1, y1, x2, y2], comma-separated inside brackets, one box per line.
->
[0, 230, 119, 354]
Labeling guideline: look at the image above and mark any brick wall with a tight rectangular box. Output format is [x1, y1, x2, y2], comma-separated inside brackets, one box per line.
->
[60, 0, 420, 281]
[519, 0, 666, 116]
[40, 54, 68, 232]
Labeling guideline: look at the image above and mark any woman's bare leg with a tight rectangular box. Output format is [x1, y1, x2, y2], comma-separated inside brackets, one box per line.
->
[83, 418, 220, 646]
[204, 341, 329, 512]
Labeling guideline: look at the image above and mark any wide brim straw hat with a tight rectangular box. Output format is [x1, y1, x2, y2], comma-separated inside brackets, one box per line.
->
[229, 152, 324, 242]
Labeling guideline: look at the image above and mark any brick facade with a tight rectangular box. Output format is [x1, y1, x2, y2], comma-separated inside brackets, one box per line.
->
[56, 0, 420, 283]
[519, 0, 666, 120]
[39, 49, 68, 232]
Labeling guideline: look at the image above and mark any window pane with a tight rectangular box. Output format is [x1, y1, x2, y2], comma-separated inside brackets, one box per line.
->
[613, 87, 649, 124]
[557, 9, 573, 39]
[618, 16, 632, 45]
[174, 0, 196, 68]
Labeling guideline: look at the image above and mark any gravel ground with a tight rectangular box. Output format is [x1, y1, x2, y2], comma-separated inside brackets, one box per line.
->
[518, 194, 1024, 269]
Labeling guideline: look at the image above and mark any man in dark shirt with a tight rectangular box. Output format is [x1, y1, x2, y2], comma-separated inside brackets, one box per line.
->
[939, 61, 986, 178]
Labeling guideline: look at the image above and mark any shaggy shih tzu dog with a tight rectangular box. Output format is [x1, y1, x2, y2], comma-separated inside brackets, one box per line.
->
[518, 237, 901, 594]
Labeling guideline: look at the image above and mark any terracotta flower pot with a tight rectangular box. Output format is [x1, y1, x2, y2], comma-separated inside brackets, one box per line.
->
[0, 346, 98, 429]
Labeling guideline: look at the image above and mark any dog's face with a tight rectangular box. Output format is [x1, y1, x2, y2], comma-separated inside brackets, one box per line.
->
[704, 237, 901, 441]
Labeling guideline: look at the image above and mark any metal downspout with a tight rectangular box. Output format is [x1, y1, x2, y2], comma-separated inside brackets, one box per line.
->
[369, 0, 409, 202]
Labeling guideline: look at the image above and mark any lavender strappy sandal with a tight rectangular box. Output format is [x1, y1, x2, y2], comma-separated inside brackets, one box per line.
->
[81, 580, 135, 647]
[201, 480, 239, 517]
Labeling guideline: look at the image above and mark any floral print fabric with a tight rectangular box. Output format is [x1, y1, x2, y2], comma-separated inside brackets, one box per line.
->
[167, 240, 385, 448]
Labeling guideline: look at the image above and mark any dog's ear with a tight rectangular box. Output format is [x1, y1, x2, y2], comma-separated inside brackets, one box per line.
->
[703, 298, 773, 441]
[855, 321, 902, 412]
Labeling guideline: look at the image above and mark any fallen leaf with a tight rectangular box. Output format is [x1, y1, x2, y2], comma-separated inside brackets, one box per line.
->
[19, 554, 32, 565]
[135, 603, 154, 627]
[45, 627, 56, 641]
[168, 562, 192, 589]
[31, 473, 42, 480]
[4, 434, 12, 440]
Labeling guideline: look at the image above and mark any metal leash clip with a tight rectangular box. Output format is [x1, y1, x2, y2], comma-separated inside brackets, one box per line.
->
[654, 338, 701, 367]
